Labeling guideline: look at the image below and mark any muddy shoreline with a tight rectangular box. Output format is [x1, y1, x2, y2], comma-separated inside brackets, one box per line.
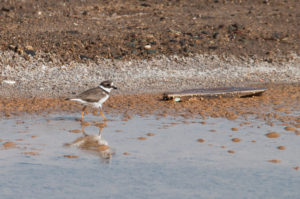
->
[1, 84, 299, 130]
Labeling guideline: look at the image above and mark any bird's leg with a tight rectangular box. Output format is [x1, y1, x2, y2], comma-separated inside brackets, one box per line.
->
[99, 109, 107, 121]
[81, 106, 87, 121]
[98, 125, 104, 136]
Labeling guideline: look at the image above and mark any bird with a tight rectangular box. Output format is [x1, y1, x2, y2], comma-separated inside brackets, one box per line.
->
[66, 80, 117, 121]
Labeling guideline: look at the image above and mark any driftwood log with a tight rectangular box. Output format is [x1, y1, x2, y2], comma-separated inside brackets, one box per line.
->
[163, 87, 267, 101]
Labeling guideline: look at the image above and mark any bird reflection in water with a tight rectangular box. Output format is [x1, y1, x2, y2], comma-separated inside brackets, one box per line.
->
[64, 122, 114, 160]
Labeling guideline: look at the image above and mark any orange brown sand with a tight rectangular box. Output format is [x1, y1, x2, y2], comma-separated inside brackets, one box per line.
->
[0, 84, 299, 123]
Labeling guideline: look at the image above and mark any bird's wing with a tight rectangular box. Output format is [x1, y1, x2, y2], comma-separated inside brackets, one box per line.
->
[76, 87, 106, 102]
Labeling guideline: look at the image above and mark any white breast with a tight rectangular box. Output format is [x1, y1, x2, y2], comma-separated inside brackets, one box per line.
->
[93, 94, 109, 109]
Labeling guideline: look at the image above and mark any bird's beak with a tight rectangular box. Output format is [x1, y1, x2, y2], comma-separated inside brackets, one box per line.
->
[112, 86, 117, 89]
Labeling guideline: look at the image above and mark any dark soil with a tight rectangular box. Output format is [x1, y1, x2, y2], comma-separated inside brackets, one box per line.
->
[0, 0, 299, 63]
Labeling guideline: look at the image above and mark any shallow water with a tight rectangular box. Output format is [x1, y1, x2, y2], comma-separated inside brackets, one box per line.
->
[0, 113, 299, 199]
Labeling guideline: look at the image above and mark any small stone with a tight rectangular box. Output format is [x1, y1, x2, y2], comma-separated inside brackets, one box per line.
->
[25, 45, 34, 51]
[232, 138, 241, 142]
[144, 45, 151, 49]
[197, 138, 205, 143]
[146, 133, 155, 136]
[123, 152, 130, 156]
[266, 132, 280, 138]
[2, 80, 16, 85]
[64, 155, 79, 159]
[231, 128, 238, 131]
[3, 142, 17, 149]
[268, 159, 281, 163]
[25, 49, 36, 56]
[146, 49, 156, 54]
[284, 126, 296, 131]
[23, 151, 39, 156]
[227, 150, 235, 153]
[69, 129, 82, 133]
[294, 166, 299, 170]
[208, 46, 218, 50]
[138, 137, 147, 140]
[277, 146, 286, 150]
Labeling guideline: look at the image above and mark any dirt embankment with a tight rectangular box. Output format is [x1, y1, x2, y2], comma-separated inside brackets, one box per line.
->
[0, 0, 299, 63]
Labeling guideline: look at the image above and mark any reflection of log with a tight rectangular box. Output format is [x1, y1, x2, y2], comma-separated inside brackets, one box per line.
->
[163, 87, 267, 101]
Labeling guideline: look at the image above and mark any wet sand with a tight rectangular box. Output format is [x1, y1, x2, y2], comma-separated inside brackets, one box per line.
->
[1, 84, 299, 126]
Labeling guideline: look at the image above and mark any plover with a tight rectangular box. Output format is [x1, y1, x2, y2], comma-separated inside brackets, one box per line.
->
[66, 80, 117, 121]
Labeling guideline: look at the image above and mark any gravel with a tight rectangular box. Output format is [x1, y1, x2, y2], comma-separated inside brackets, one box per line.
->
[0, 50, 299, 98]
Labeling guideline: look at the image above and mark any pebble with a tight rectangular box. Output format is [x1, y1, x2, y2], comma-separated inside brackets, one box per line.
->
[265, 132, 280, 138]
[23, 151, 39, 156]
[3, 141, 17, 149]
[232, 138, 241, 142]
[2, 80, 16, 85]
[144, 45, 151, 49]
[138, 137, 147, 140]
[69, 129, 82, 133]
[268, 159, 281, 163]
[284, 126, 296, 131]
[277, 146, 286, 150]
[146, 133, 155, 136]
[64, 155, 79, 159]
[197, 138, 205, 143]
[227, 150, 235, 153]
